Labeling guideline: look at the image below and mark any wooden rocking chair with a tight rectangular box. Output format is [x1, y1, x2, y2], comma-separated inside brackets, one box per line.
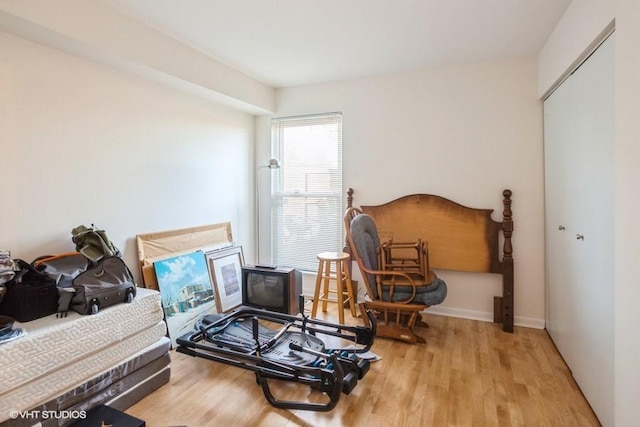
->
[344, 207, 447, 344]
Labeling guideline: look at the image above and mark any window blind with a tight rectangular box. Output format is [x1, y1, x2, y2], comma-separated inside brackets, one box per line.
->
[271, 112, 343, 272]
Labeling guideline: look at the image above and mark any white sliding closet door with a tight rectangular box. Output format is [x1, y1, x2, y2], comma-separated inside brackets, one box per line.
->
[544, 34, 614, 426]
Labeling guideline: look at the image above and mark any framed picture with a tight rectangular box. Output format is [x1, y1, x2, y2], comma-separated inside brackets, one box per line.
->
[206, 246, 244, 313]
[154, 251, 217, 347]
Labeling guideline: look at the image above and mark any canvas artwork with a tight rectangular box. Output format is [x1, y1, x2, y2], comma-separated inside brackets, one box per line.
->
[154, 251, 216, 347]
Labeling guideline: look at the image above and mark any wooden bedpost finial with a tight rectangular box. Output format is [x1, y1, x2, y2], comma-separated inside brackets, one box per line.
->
[347, 188, 354, 208]
[503, 189, 512, 223]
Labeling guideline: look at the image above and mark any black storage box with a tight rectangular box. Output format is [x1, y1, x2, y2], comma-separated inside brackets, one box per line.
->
[69, 405, 145, 427]
[0, 259, 58, 322]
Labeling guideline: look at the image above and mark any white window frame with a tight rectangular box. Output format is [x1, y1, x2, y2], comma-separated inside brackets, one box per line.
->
[270, 112, 343, 271]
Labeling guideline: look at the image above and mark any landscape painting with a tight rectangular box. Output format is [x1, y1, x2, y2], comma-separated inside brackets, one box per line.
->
[154, 251, 216, 347]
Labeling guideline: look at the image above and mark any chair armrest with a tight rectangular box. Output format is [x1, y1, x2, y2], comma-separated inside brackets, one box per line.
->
[359, 267, 421, 304]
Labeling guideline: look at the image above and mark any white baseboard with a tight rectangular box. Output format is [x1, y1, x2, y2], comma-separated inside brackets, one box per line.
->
[303, 272, 545, 330]
[425, 306, 545, 330]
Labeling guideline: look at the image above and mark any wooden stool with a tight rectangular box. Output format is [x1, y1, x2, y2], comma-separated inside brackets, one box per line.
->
[311, 251, 357, 324]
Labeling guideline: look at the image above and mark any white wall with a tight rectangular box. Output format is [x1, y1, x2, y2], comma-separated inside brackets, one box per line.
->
[0, 32, 255, 282]
[539, 0, 640, 425]
[258, 57, 545, 327]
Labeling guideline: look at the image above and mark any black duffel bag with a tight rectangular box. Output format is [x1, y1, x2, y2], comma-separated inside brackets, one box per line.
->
[0, 259, 58, 322]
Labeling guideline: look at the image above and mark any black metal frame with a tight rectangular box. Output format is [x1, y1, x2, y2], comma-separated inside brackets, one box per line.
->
[176, 304, 376, 411]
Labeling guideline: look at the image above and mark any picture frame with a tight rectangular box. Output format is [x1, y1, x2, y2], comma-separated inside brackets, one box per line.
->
[153, 251, 217, 347]
[206, 246, 244, 313]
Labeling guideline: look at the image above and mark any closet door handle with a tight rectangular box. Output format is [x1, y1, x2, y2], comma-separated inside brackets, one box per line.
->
[558, 225, 566, 231]
[576, 234, 584, 240]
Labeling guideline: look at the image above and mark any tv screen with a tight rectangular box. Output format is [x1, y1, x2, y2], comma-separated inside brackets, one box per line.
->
[242, 266, 301, 314]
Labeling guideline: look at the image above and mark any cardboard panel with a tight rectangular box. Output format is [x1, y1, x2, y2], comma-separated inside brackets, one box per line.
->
[136, 222, 233, 289]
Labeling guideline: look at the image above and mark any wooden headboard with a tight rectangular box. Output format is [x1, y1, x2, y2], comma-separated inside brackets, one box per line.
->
[344, 188, 514, 332]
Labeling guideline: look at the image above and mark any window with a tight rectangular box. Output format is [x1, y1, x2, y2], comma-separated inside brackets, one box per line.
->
[271, 112, 343, 271]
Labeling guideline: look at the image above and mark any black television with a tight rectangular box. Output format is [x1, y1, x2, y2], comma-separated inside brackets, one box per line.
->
[241, 265, 302, 314]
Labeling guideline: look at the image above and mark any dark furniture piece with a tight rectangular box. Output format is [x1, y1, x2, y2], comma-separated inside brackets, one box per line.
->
[176, 305, 376, 412]
[69, 404, 145, 427]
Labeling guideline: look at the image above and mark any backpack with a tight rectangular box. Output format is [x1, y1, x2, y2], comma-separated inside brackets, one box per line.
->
[71, 225, 121, 263]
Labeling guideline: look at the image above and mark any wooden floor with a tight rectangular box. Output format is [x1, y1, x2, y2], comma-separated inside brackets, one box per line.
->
[126, 307, 601, 427]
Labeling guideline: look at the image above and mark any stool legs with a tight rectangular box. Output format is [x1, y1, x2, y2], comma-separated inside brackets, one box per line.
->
[322, 260, 331, 314]
[311, 260, 324, 318]
[339, 259, 357, 318]
[310, 255, 357, 325]
[334, 260, 345, 324]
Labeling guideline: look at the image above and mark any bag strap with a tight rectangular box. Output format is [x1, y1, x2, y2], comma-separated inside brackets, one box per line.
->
[57, 287, 76, 317]
[32, 252, 82, 268]
[12, 259, 36, 283]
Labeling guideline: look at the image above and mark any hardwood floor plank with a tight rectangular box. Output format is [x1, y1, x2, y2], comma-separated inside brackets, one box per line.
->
[126, 310, 601, 426]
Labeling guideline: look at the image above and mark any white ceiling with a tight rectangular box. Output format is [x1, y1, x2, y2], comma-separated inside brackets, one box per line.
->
[101, 0, 572, 88]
